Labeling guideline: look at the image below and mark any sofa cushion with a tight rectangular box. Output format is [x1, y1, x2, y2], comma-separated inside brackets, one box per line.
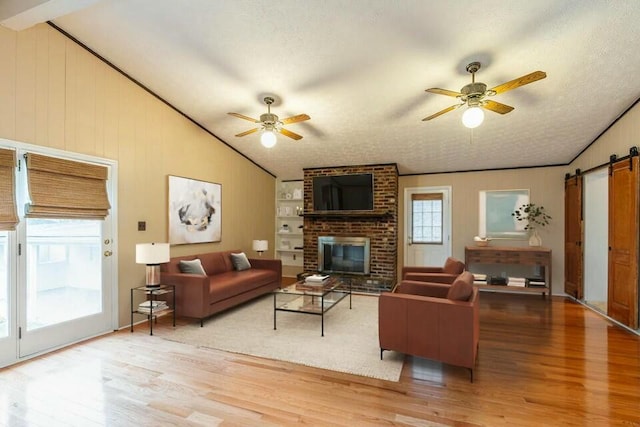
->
[443, 257, 465, 275]
[230, 252, 252, 271]
[179, 259, 207, 275]
[447, 272, 474, 301]
[199, 252, 233, 275]
[209, 269, 279, 304]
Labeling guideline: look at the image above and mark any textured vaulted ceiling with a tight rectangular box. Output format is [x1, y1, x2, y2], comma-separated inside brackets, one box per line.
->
[14, 1, 640, 179]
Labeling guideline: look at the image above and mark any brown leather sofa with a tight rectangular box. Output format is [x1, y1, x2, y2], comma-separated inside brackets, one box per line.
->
[379, 271, 479, 381]
[401, 257, 465, 284]
[160, 250, 281, 326]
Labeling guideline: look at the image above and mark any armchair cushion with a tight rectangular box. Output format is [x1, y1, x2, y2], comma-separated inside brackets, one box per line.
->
[402, 257, 465, 283]
[446, 271, 474, 301]
[443, 257, 465, 275]
[397, 280, 450, 298]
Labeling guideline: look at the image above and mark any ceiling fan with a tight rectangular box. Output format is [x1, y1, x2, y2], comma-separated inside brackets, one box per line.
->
[423, 62, 547, 128]
[228, 96, 310, 147]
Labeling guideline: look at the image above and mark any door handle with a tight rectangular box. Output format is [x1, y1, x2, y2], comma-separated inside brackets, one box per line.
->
[408, 236, 412, 246]
[104, 250, 113, 257]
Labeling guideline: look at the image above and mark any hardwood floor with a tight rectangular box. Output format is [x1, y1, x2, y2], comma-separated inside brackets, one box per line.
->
[1, 292, 639, 426]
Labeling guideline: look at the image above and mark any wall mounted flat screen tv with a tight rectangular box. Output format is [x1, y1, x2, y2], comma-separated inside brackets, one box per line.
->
[312, 173, 374, 211]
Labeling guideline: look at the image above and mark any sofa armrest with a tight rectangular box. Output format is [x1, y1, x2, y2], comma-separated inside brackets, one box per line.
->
[248, 258, 282, 277]
[160, 272, 210, 319]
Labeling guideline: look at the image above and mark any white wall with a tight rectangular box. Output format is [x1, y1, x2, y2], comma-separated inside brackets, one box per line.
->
[583, 169, 608, 303]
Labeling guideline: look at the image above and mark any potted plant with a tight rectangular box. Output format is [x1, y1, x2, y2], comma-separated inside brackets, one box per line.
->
[512, 203, 552, 246]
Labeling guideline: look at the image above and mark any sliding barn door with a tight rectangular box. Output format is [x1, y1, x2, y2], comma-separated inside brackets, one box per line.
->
[608, 156, 639, 329]
[564, 175, 583, 299]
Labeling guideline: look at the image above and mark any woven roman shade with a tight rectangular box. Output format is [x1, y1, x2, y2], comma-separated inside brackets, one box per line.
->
[412, 192, 443, 201]
[25, 153, 111, 219]
[0, 148, 18, 230]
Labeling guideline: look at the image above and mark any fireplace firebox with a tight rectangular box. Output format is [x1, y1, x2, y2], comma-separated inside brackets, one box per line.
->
[317, 236, 370, 275]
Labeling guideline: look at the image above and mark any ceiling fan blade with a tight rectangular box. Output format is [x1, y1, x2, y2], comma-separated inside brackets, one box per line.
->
[426, 88, 463, 97]
[280, 128, 303, 140]
[489, 71, 547, 95]
[422, 104, 461, 121]
[235, 128, 258, 137]
[281, 114, 310, 125]
[228, 112, 260, 123]
[482, 100, 514, 115]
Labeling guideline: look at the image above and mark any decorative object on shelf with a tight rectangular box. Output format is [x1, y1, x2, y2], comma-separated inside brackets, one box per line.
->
[252, 239, 268, 256]
[281, 240, 290, 249]
[512, 203, 552, 247]
[279, 224, 290, 233]
[136, 243, 170, 288]
[168, 175, 221, 244]
[473, 236, 490, 247]
[293, 188, 303, 199]
[278, 206, 292, 216]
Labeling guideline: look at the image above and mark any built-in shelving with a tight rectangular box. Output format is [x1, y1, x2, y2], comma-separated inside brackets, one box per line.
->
[276, 180, 304, 277]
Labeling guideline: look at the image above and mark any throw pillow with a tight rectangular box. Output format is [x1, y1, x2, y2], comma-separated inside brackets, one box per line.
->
[443, 257, 465, 274]
[446, 272, 474, 301]
[230, 252, 252, 271]
[179, 259, 207, 275]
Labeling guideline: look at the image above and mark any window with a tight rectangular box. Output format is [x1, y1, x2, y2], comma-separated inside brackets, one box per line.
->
[412, 193, 443, 244]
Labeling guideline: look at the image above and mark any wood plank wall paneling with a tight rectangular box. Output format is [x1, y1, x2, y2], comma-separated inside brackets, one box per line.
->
[0, 28, 17, 137]
[0, 24, 276, 327]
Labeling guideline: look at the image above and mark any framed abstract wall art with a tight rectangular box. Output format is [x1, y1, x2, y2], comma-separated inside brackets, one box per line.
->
[479, 189, 529, 239]
[168, 175, 221, 244]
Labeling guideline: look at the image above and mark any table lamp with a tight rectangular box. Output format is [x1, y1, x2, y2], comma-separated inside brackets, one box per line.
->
[252, 239, 268, 256]
[136, 243, 170, 288]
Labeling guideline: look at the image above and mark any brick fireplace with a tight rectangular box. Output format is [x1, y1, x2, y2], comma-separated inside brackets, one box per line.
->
[303, 164, 398, 288]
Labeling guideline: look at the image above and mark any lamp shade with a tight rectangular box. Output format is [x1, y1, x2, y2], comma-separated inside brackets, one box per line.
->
[252, 240, 269, 252]
[260, 130, 277, 148]
[136, 243, 170, 265]
[462, 106, 484, 128]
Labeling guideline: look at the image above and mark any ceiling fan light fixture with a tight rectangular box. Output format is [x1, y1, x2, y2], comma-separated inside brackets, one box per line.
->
[260, 129, 277, 148]
[462, 106, 484, 129]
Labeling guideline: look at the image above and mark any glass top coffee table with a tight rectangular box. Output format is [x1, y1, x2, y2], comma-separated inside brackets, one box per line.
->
[273, 276, 351, 336]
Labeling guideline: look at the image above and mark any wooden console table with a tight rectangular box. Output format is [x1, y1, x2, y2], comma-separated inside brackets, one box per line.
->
[465, 246, 552, 296]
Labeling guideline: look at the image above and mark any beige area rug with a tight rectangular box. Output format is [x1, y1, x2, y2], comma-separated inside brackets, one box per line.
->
[157, 293, 404, 382]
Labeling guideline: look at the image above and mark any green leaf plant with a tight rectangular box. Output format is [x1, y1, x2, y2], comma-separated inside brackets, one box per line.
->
[512, 203, 552, 231]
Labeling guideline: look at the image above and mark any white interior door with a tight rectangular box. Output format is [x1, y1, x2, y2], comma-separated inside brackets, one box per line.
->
[404, 186, 452, 267]
[583, 169, 608, 311]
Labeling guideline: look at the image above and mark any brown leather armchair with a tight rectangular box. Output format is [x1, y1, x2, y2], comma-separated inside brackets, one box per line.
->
[402, 257, 465, 284]
[379, 271, 479, 381]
